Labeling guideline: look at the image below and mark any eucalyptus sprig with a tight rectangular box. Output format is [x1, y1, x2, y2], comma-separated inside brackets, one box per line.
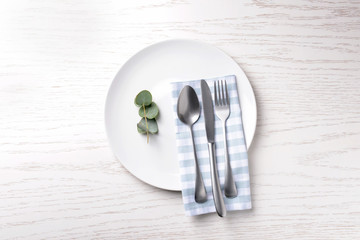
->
[135, 90, 159, 143]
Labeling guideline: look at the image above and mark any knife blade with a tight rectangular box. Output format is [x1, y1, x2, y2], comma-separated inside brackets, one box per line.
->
[201, 80, 215, 143]
[201, 80, 227, 217]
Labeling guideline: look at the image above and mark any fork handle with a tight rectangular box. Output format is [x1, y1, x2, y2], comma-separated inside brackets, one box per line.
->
[223, 121, 238, 198]
[208, 142, 226, 217]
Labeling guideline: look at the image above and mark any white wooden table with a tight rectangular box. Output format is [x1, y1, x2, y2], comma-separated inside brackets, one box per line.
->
[1, 1, 359, 239]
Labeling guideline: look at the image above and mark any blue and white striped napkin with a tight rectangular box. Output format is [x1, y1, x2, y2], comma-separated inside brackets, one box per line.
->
[171, 75, 252, 216]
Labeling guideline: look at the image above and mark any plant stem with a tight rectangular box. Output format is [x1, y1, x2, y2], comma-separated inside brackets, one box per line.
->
[143, 104, 149, 143]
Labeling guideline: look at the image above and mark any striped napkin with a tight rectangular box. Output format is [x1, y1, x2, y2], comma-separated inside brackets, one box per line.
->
[171, 75, 252, 216]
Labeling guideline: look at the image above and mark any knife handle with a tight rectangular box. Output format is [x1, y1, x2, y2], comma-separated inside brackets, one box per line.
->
[208, 142, 227, 217]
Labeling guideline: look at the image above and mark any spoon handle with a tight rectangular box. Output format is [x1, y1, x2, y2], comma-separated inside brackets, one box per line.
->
[190, 127, 207, 203]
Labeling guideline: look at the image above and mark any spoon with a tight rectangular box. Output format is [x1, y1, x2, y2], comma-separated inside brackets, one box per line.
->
[177, 85, 207, 203]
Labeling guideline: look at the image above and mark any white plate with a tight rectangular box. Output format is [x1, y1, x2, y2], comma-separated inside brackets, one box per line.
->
[105, 39, 257, 191]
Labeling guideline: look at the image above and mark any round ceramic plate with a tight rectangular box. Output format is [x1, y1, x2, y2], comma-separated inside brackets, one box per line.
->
[105, 39, 257, 191]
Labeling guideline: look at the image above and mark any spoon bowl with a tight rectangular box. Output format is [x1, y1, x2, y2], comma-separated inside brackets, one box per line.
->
[177, 86, 200, 126]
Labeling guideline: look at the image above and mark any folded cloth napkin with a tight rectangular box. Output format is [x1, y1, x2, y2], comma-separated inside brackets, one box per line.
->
[171, 75, 252, 216]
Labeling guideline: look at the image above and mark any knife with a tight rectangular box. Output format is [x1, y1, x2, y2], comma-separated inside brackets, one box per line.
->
[201, 80, 227, 217]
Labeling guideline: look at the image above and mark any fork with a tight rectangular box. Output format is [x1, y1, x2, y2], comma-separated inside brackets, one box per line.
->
[214, 80, 238, 198]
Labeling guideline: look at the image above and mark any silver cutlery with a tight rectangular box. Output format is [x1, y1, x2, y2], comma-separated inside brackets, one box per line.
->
[201, 80, 227, 217]
[214, 80, 238, 198]
[177, 86, 207, 203]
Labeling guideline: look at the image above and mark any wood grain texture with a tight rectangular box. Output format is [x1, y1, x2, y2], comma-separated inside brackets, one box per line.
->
[0, 0, 359, 239]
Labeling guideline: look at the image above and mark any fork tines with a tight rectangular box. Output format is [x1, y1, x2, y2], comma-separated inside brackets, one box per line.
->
[214, 80, 230, 106]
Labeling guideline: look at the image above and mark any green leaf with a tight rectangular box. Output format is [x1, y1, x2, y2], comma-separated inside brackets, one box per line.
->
[138, 102, 159, 119]
[137, 126, 147, 134]
[147, 119, 158, 134]
[137, 118, 158, 134]
[134, 90, 152, 107]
